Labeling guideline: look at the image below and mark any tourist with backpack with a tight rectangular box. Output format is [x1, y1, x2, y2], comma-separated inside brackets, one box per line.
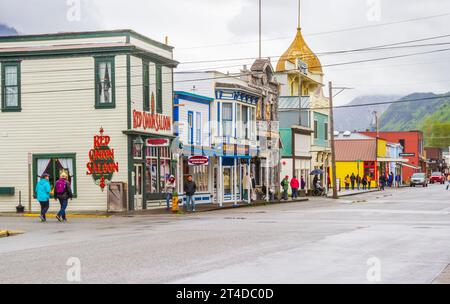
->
[36, 173, 51, 222]
[54, 172, 73, 222]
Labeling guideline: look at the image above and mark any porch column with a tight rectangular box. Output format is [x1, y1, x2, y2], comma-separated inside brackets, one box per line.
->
[233, 157, 238, 205]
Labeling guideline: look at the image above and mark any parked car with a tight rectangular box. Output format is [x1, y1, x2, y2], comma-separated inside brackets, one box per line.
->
[410, 173, 428, 187]
[429, 172, 445, 184]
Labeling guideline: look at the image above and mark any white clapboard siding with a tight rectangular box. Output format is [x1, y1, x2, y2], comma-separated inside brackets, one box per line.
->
[129, 37, 173, 60]
[178, 98, 210, 147]
[0, 56, 128, 212]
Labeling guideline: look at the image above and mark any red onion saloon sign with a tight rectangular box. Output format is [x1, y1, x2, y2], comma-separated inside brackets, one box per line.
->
[133, 93, 171, 132]
[86, 128, 119, 191]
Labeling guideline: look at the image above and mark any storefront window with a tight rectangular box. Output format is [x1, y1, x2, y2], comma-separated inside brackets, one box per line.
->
[33, 154, 76, 197]
[183, 161, 209, 193]
[160, 147, 170, 191]
[223, 168, 232, 195]
[145, 147, 158, 193]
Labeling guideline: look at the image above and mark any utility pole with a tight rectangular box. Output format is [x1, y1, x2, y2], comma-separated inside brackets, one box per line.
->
[259, 0, 262, 59]
[329, 82, 339, 199]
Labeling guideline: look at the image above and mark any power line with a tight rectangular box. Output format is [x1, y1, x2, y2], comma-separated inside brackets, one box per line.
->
[176, 12, 450, 51]
[303, 94, 450, 111]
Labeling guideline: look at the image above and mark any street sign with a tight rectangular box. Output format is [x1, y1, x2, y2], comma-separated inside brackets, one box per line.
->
[400, 153, 415, 157]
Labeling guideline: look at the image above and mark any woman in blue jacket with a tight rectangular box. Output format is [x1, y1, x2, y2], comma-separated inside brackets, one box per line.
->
[36, 173, 51, 222]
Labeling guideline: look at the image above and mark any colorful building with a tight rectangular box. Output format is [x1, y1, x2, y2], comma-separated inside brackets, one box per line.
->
[0, 30, 178, 212]
[275, 20, 331, 189]
[361, 131, 425, 181]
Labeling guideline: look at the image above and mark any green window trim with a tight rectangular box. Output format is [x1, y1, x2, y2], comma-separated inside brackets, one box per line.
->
[156, 64, 163, 114]
[32, 153, 78, 199]
[143, 60, 150, 112]
[1, 61, 21, 112]
[94, 56, 116, 109]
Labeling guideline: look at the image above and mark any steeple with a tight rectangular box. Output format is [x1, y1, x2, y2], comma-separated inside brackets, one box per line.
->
[276, 0, 323, 74]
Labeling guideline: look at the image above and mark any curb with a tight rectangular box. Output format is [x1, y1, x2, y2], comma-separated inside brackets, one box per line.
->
[332, 189, 381, 198]
[197, 198, 310, 213]
[0, 213, 110, 219]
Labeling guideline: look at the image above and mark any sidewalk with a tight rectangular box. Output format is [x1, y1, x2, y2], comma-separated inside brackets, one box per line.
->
[0, 198, 310, 218]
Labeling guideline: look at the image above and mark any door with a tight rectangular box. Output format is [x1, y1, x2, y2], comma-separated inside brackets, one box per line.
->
[223, 167, 232, 200]
[134, 164, 144, 210]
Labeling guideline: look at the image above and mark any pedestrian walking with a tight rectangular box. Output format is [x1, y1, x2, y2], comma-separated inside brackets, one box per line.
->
[395, 174, 401, 187]
[281, 176, 289, 200]
[165, 175, 176, 210]
[362, 176, 368, 190]
[379, 174, 386, 191]
[54, 172, 72, 222]
[350, 173, 356, 190]
[184, 175, 197, 212]
[300, 176, 306, 190]
[250, 173, 256, 201]
[290, 176, 300, 199]
[446, 174, 450, 190]
[36, 173, 51, 222]
[388, 173, 394, 187]
[367, 175, 372, 190]
[356, 174, 361, 190]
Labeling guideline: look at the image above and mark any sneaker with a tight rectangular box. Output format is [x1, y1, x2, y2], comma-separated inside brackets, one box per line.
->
[55, 214, 62, 222]
[39, 216, 46, 222]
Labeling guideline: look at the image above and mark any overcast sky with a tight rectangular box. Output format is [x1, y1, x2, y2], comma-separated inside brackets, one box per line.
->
[1, 0, 450, 105]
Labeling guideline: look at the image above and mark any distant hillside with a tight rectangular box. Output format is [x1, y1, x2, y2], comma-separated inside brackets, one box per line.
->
[380, 92, 449, 131]
[334, 95, 401, 132]
[0, 23, 18, 36]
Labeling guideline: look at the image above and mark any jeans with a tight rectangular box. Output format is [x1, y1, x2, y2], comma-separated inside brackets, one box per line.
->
[165, 193, 172, 209]
[185, 195, 195, 212]
[292, 188, 299, 199]
[283, 190, 288, 200]
[39, 201, 49, 219]
[57, 199, 68, 220]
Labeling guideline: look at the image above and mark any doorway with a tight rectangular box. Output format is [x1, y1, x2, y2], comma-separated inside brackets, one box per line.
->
[134, 164, 144, 210]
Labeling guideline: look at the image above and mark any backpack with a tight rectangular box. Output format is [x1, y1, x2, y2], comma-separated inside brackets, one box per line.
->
[55, 179, 67, 195]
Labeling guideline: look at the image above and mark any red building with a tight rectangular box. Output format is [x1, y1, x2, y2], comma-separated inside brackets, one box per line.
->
[361, 131, 426, 181]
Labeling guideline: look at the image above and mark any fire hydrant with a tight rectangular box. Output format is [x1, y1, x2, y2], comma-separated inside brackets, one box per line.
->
[171, 190, 179, 212]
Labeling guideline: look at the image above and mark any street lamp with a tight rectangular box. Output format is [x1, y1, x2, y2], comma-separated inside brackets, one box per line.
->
[133, 136, 144, 158]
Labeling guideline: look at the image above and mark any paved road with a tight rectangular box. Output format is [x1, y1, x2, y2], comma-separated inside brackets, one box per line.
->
[1, 184, 449, 284]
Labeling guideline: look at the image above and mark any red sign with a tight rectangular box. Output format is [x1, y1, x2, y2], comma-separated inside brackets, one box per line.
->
[133, 110, 171, 132]
[147, 138, 169, 147]
[188, 156, 209, 166]
[86, 128, 119, 191]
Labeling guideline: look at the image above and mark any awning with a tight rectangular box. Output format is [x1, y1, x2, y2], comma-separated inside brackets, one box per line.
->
[377, 157, 409, 163]
[400, 163, 421, 170]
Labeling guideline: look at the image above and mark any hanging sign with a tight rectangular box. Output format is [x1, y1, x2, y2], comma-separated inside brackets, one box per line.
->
[86, 128, 119, 191]
[188, 156, 209, 166]
[147, 138, 170, 147]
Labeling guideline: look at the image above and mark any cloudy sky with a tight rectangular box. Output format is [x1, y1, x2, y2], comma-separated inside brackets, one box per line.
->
[1, 0, 450, 105]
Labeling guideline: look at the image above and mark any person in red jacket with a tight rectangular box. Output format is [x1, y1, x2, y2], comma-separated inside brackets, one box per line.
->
[290, 176, 300, 199]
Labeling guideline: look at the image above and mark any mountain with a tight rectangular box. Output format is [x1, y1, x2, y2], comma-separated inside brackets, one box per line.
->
[380, 92, 450, 131]
[334, 95, 401, 132]
[0, 23, 18, 36]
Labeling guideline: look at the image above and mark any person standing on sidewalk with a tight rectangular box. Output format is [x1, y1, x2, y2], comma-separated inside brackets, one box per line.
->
[184, 175, 197, 212]
[54, 172, 72, 222]
[290, 176, 300, 199]
[446, 174, 450, 190]
[165, 175, 176, 210]
[344, 175, 350, 190]
[362, 176, 368, 190]
[243, 173, 252, 202]
[350, 173, 356, 190]
[281, 176, 289, 200]
[379, 174, 386, 191]
[36, 173, 51, 222]
[367, 175, 372, 190]
[356, 174, 361, 190]
[300, 176, 306, 190]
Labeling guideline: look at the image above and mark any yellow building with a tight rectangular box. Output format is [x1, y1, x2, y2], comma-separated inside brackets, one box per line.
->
[330, 133, 388, 189]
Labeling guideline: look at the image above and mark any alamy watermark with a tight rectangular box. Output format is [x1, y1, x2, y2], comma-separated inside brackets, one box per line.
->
[366, 257, 382, 282]
[366, 0, 382, 22]
[67, 0, 81, 22]
[66, 257, 82, 282]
